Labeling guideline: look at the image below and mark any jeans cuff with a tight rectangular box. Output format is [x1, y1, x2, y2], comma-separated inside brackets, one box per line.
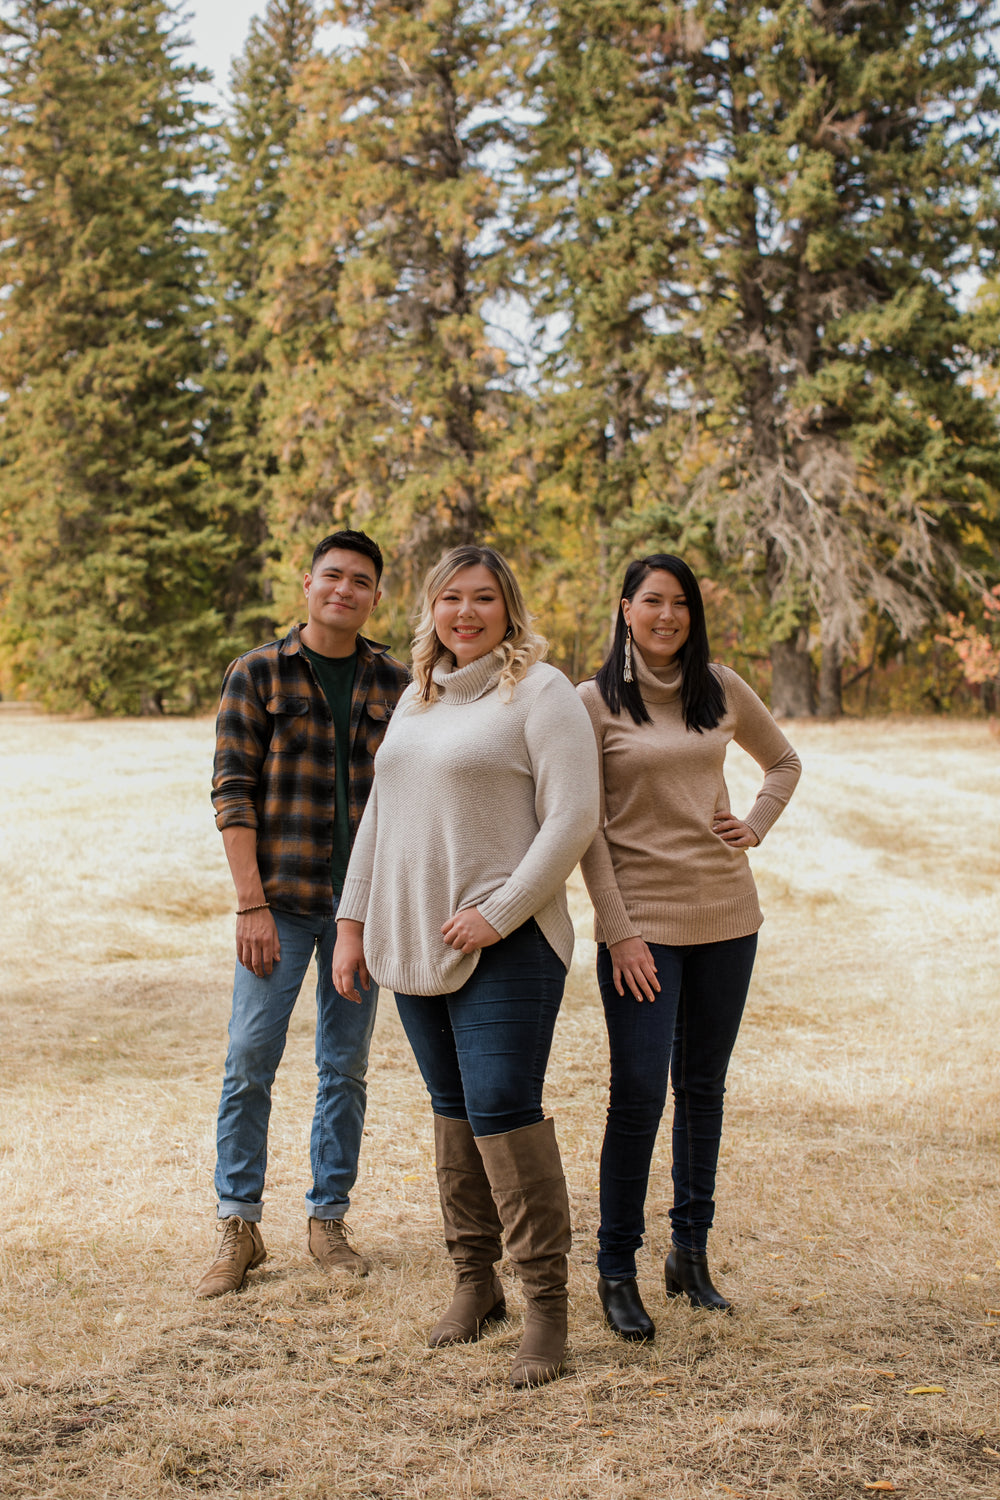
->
[217, 1200, 263, 1223]
[305, 1199, 349, 1221]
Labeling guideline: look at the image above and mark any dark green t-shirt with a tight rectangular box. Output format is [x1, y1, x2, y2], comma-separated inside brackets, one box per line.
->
[301, 644, 357, 898]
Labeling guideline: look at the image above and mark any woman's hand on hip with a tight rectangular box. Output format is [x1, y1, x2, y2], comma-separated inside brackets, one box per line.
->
[712, 813, 759, 849]
[442, 907, 501, 955]
[608, 936, 660, 1002]
[332, 919, 370, 1004]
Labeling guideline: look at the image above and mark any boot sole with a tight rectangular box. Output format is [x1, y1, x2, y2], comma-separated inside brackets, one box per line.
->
[509, 1358, 564, 1388]
[309, 1254, 370, 1276]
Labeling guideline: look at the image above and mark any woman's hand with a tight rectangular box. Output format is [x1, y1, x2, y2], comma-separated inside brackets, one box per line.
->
[332, 919, 370, 1003]
[608, 936, 660, 1002]
[442, 907, 501, 956]
[712, 813, 759, 849]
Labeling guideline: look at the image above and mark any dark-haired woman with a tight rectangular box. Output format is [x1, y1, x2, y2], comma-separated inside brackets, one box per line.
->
[578, 555, 800, 1342]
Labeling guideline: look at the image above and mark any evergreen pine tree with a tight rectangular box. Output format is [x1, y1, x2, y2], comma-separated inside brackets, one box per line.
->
[202, 0, 318, 646]
[523, 0, 1000, 713]
[261, 0, 521, 627]
[0, 0, 222, 712]
[509, 0, 710, 675]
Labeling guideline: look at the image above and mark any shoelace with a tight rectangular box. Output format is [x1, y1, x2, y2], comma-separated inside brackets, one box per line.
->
[319, 1219, 350, 1241]
[215, 1216, 249, 1261]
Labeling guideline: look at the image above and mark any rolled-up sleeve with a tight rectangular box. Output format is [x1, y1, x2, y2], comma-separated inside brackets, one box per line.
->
[211, 659, 268, 830]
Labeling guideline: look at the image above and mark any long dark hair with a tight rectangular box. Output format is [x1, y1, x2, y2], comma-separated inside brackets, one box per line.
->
[594, 554, 726, 731]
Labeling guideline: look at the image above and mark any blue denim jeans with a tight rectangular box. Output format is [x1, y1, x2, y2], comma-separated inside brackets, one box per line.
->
[214, 904, 377, 1222]
[596, 933, 757, 1277]
[394, 919, 565, 1137]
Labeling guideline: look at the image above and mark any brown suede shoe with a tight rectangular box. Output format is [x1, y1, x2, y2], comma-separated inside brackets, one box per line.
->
[307, 1217, 369, 1276]
[194, 1216, 266, 1299]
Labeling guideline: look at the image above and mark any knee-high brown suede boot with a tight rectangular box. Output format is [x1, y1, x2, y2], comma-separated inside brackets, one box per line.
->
[476, 1117, 571, 1388]
[427, 1113, 507, 1347]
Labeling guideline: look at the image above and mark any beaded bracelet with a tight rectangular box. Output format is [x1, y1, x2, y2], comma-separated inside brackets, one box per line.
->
[236, 902, 271, 915]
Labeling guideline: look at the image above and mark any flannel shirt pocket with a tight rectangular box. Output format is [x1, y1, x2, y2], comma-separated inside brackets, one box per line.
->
[267, 694, 310, 754]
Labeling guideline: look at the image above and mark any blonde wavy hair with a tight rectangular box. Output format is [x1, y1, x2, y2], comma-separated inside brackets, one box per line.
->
[411, 545, 548, 705]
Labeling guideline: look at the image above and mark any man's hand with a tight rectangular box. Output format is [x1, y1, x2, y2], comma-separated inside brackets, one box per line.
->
[441, 907, 501, 956]
[236, 906, 281, 977]
[333, 919, 370, 1004]
[223, 827, 279, 976]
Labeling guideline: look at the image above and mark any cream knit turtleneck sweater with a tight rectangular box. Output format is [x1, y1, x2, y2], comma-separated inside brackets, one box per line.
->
[578, 649, 801, 947]
[337, 650, 599, 995]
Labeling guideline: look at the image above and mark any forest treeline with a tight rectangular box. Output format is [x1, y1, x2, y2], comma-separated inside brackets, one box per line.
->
[2, 0, 1000, 717]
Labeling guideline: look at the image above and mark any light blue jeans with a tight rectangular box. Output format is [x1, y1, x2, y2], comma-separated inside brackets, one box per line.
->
[214, 905, 377, 1223]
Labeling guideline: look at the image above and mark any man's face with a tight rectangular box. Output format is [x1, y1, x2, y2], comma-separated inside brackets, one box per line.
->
[303, 548, 381, 635]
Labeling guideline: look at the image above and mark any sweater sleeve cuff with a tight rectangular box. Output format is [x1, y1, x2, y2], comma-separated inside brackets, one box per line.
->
[744, 793, 786, 845]
[336, 876, 371, 925]
[591, 889, 638, 947]
[477, 881, 536, 940]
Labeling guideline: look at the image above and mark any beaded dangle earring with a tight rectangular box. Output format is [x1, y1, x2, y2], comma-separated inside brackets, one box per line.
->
[623, 624, 634, 684]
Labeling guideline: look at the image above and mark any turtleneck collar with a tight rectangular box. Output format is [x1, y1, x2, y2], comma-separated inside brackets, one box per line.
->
[632, 643, 682, 704]
[432, 648, 504, 705]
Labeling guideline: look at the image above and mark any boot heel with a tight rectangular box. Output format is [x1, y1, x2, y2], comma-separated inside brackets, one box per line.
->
[663, 1273, 682, 1299]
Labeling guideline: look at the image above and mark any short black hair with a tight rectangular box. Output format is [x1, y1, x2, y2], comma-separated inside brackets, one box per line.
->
[310, 530, 384, 585]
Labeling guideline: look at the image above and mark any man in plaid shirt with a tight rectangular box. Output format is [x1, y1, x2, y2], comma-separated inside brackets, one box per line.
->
[196, 530, 409, 1298]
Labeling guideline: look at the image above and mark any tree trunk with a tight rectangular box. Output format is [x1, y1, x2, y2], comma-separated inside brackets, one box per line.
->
[817, 635, 843, 718]
[769, 630, 814, 718]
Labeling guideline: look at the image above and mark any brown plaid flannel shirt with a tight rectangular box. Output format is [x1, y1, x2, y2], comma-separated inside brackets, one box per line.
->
[212, 625, 410, 916]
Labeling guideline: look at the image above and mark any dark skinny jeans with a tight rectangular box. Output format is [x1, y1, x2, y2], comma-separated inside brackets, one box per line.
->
[394, 918, 565, 1137]
[596, 933, 757, 1278]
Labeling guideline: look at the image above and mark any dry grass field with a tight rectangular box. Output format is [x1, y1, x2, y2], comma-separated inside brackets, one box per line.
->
[1, 707, 999, 1499]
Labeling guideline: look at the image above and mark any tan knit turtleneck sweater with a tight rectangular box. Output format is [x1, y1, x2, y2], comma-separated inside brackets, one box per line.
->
[577, 649, 801, 947]
[338, 650, 599, 995]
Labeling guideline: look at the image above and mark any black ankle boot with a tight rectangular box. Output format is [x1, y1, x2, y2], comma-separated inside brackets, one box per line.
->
[597, 1275, 655, 1342]
[664, 1246, 732, 1313]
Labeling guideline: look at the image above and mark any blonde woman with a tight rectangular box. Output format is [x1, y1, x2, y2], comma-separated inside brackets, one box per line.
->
[333, 545, 598, 1388]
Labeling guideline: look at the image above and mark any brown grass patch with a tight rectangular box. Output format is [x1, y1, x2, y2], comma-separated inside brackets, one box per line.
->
[1, 711, 999, 1497]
